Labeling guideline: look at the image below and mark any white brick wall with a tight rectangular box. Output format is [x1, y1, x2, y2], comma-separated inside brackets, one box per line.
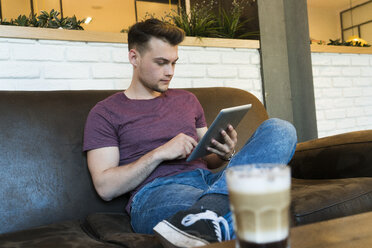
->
[1, 36, 371, 138]
[0, 37, 262, 102]
[312, 52, 372, 137]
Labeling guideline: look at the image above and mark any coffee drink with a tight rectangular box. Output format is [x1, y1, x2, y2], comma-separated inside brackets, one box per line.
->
[226, 164, 291, 248]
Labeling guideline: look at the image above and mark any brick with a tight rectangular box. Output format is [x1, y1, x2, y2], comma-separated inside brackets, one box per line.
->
[312, 67, 320, 76]
[321, 88, 342, 98]
[317, 120, 336, 131]
[351, 55, 370, 65]
[192, 79, 224, 88]
[341, 67, 360, 76]
[0, 47, 10, 60]
[0, 62, 40, 78]
[12, 44, 64, 61]
[250, 52, 260, 65]
[205, 47, 234, 52]
[325, 109, 346, 119]
[16, 79, 70, 90]
[39, 39, 69, 45]
[353, 77, 372, 86]
[361, 67, 372, 76]
[253, 79, 262, 91]
[68, 79, 116, 90]
[88, 46, 112, 62]
[44, 63, 89, 79]
[317, 132, 328, 138]
[336, 119, 356, 129]
[170, 78, 193, 88]
[92, 63, 132, 79]
[176, 50, 189, 64]
[175, 64, 206, 78]
[332, 77, 352, 87]
[314, 88, 323, 99]
[346, 107, 365, 117]
[313, 77, 332, 88]
[114, 79, 131, 90]
[66, 46, 101, 62]
[333, 98, 354, 107]
[343, 88, 363, 97]
[0, 80, 16, 90]
[355, 97, 372, 106]
[362, 87, 372, 96]
[364, 106, 372, 115]
[238, 66, 260, 79]
[331, 55, 351, 65]
[112, 49, 129, 63]
[222, 51, 254, 64]
[357, 116, 372, 126]
[207, 65, 237, 78]
[226, 79, 254, 90]
[319, 67, 341, 76]
[315, 98, 334, 110]
[316, 110, 325, 121]
[6, 38, 36, 44]
[189, 51, 220, 64]
[311, 54, 331, 65]
[179, 46, 203, 51]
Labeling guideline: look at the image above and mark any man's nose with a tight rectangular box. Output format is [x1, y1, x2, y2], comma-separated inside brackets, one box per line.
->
[165, 64, 174, 76]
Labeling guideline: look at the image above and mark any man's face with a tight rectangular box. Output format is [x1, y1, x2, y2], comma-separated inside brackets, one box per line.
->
[135, 37, 179, 94]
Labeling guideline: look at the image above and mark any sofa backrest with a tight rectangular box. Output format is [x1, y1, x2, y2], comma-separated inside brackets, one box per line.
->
[0, 87, 267, 234]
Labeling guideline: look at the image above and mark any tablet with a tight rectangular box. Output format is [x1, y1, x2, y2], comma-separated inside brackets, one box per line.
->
[186, 104, 252, 162]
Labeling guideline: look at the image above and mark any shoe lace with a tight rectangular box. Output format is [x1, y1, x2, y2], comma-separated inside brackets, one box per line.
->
[181, 210, 230, 242]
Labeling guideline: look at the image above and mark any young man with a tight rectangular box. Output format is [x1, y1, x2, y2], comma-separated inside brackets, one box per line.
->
[83, 18, 297, 247]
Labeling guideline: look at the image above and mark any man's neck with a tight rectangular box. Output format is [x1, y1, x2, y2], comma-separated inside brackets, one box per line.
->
[124, 83, 162, 100]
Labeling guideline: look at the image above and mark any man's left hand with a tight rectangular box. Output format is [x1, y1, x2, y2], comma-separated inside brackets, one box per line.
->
[207, 124, 237, 161]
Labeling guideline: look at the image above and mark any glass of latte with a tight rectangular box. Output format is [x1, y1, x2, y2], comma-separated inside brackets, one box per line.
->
[226, 164, 291, 248]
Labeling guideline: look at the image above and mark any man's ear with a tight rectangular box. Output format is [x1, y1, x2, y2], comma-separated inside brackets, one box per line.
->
[129, 49, 139, 67]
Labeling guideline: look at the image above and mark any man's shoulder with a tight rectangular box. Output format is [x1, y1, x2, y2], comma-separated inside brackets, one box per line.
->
[98, 91, 124, 105]
[89, 91, 124, 115]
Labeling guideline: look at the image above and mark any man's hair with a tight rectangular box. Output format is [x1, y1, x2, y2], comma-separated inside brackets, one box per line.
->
[128, 18, 185, 53]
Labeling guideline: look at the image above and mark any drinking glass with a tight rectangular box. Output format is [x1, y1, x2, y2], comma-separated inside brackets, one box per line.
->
[226, 164, 291, 248]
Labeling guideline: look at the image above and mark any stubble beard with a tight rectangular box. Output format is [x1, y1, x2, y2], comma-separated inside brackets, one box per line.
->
[139, 76, 170, 94]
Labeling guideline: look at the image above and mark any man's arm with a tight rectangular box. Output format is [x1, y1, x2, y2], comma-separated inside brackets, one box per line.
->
[196, 125, 237, 170]
[87, 133, 197, 201]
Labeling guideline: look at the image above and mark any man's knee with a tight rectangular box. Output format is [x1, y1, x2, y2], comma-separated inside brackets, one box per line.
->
[261, 118, 297, 145]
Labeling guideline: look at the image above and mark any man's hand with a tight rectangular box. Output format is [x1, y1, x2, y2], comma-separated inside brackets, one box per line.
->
[207, 124, 237, 161]
[155, 133, 198, 160]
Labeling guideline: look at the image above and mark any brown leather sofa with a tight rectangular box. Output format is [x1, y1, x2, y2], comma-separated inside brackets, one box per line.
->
[1, 87, 372, 247]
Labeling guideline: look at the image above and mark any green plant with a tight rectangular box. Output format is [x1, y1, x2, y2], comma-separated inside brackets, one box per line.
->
[161, 0, 258, 39]
[166, 1, 219, 38]
[328, 38, 371, 47]
[0, 9, 85, 30]
[215, 0, 259, 39]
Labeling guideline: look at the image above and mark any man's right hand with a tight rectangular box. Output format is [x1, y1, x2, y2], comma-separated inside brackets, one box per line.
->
[155, 133, 197, 161]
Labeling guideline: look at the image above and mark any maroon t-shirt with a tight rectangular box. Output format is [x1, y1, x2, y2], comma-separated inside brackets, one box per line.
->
[83, 89, 208, 212]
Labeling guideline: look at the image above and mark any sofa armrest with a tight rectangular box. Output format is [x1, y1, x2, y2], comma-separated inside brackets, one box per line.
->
[289, 130, 372, 179]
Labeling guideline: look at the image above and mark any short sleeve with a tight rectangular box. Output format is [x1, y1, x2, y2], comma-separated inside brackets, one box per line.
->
[83, 104, 119, 152]
[193, 95, 207, 129]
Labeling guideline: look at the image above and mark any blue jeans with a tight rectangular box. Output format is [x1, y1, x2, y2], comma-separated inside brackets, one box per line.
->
[130, 118, 297, 237]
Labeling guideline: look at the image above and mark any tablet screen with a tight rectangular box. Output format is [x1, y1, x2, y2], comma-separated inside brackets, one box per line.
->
[186, 104, 252, 162]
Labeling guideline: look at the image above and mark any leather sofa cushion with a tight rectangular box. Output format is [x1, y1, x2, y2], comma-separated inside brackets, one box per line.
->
[0, 220, 120, 248]
[83, 212, 162, 248]
[291, 130, 372, 179]
[291, 177, 372, 226]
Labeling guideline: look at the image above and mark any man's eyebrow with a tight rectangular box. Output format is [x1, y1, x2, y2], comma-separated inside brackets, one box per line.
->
[154, 57, 179, 63]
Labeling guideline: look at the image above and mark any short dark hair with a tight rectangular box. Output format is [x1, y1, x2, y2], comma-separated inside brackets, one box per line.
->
[128, 18, 185, 53]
